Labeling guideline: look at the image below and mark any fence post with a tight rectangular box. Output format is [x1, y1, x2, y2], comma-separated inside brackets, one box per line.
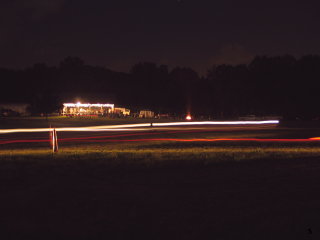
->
[53, 128, 58, 152]
[50, 127, 58, 153]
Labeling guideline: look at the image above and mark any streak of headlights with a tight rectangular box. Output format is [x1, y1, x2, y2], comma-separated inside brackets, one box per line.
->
[0, 120, 279, 134]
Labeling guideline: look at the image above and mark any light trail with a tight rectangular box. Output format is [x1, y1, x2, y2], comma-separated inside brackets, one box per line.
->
[0, 120, 279, 134]
[0, 127, 277, 143]
[310, 137, 320, 140]
[0, 120, 283, 146]
[0, 139, 49, 145]
[58, 138, 320, 143]
[0, 127, 150, 134]
[1, 136, 320, 145]
[152, 120, 279, 127]
[0, 129, 219, 144]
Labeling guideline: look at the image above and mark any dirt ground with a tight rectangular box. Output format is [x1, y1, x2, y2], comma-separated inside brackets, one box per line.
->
[1, 156, 320, 240]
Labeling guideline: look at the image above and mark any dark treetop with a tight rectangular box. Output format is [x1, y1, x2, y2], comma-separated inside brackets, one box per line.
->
[1, 0, 320, 73]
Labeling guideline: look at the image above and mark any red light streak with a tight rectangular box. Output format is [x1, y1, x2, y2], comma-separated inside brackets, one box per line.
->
[59, 138, 320, 143]
[1, 137, 320, 145]
[0, 139, 49, 145]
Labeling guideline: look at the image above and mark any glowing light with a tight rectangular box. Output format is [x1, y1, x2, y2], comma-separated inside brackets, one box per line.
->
[0, 128, 52, 134]
[63, 103, 114, 108]
[152, 120, 279, 127]
[63, 102, 115, 116]
[186, 115, 192, 120]
[0, 120, 280, 134]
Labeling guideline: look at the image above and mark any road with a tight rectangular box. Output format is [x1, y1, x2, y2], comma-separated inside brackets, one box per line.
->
[0, 122, 301, 147]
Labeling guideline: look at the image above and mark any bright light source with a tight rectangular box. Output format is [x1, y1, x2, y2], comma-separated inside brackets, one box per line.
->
[63, 103, 114, 108]
[186, 115, 192, 120]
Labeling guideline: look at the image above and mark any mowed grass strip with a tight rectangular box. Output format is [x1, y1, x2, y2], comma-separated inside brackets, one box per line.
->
[1, 141, 320, 164]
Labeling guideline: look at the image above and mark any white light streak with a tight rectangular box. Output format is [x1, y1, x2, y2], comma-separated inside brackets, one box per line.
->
[0, 120, 279, 134]
[153, 120, 279, 127]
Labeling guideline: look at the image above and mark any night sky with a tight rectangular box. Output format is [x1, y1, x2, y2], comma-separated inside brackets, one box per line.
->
[1, 0, 320, 73]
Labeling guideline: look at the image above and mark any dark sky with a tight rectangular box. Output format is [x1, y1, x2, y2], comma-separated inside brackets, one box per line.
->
[1, 0, 320, 73]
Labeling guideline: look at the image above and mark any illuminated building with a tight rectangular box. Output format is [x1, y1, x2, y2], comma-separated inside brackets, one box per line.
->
[114, 108, 130, 116]
[62, 103, 114, 116]
[139, 110, 154, 118]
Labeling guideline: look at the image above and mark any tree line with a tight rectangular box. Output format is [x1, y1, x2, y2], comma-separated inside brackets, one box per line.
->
[1, 55, 320, 119]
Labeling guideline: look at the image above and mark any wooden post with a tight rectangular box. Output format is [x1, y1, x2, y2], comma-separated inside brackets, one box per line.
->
[50, 127, 58, 153]
[53, 128, 58, 152]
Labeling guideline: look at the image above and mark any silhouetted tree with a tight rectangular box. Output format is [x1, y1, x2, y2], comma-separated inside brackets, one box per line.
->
[28, 91, 62, 116]
[1, 55, 320, 119]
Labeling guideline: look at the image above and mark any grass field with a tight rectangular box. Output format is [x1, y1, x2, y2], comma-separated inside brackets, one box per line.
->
[2, 141, 320, 163]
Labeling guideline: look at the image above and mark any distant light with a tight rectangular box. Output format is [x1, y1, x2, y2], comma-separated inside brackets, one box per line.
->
[186, 115, 192, 120]
[63, 103, 115, 109]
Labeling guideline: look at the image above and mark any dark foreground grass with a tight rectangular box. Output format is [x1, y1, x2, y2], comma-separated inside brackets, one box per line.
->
[1, 152, 320, 239]
[1, 140, 320, 239]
